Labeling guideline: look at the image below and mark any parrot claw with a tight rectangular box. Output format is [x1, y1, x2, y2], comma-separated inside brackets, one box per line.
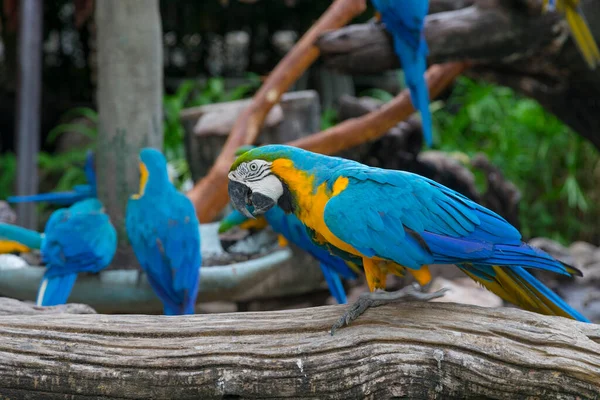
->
[329, 283, 449, 336]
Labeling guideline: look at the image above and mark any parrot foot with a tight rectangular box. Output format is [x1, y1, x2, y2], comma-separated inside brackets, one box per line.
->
[329, 283, 448, 336]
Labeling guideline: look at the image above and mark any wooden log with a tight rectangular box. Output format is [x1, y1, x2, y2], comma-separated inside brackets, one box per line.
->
[0, 302, 598, 398]
[0, 297, 96, 315]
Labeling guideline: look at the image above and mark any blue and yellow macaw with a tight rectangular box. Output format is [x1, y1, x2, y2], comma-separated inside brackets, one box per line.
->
[544, 0, 600, 69]
[126, 148, 201, 315]
[8, 150, 97, 205]
[227, 145, 589, 331]
[219, 207, 359, 304]
[371, 0, 433, 147]
[0, 198, 117, 306]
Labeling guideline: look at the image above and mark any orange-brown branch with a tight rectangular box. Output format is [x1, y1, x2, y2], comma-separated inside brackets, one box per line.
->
[189, 61, 468, 223]
[187, 0, 368, 222]
[290, 62, 468, 153]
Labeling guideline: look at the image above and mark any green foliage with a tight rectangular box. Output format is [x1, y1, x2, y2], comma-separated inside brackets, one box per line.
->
[0, 153, 16, 200]
[39, 107, 98, 197]
[163, 73, 261, 188]
[0, 75, 262, 200]
[359, 88, 395, 103]
[433, 77, 600, 244]
[320, 108, 338, 131]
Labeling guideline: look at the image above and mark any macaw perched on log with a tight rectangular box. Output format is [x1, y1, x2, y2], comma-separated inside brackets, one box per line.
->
[227, 145, 589, 333]
[371, 0, 433, 147]
[7, 150, 97, 206]
[219, 207, 359, 304]
[126, 148, 201, 315]
[0, 198, 117, 306]
[544, 0, 600, 69]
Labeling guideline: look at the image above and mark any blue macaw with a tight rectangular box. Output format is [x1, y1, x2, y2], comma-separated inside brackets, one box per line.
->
[0, 198, 117, 306]
[227, 145, 589, 332]
[543, 0, 600, 69]
[371, 0, 433, 147]
[126, 148, 201, 315]
[219, 207, 359, 304]
[8, 150, 96, 205]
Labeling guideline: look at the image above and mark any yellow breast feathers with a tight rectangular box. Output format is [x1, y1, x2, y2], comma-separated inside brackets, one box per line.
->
[271, 159, 359, 257]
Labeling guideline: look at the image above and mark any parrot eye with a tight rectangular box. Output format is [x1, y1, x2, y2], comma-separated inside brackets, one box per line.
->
[249, 163, 258, 172]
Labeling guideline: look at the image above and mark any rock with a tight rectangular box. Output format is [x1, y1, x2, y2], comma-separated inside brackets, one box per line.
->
[551, 283, 600, 324]
[428, 277, 503, 308]
[578, 262, 600, 285]
[569, 241, 598, 258]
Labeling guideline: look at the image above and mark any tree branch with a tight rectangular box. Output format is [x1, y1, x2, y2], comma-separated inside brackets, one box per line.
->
[0, 303, 598, 398]
[288, 63, 467, 153]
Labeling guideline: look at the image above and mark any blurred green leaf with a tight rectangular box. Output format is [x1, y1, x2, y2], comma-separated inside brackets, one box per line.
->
[434, 76, 600, 244]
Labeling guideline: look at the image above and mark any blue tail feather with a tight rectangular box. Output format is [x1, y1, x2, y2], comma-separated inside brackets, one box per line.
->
[8, 190, 93, 205]
[36, 273, 78, 306]
[509, 266, 589, 322]
[320, 263, 347, 304]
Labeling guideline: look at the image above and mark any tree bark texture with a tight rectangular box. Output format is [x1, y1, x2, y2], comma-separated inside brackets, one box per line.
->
[0, 297, 96, 315]
[0, 302, 598, 399]
[96, 0, 163, 247]
[14, 0, 42, 229]
[317, 0, 600, 150]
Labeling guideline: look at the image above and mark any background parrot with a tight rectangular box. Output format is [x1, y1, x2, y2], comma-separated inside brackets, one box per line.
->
[7, 150, 97, 206]
[0, 198, 117, 306]
[227, 145, 590, 331]
[126, 148, 201, 315]
[544, 0, 600, 69]
[219, 207, 359, 304]
[371, 0, 433, 147]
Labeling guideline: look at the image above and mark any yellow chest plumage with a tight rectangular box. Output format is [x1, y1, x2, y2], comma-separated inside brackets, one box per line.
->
[271, 159, 359, 257]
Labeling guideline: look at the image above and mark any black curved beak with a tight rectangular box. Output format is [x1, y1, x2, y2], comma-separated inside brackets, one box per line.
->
[228, 180, 254, 219]
[228, 180, 277, 218]
[251, 192, 276, 216]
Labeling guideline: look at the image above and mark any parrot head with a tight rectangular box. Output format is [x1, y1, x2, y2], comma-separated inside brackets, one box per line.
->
[135, 148, 170, 198]
[69, 198, 105, 213]
[227, 145, 301, 219]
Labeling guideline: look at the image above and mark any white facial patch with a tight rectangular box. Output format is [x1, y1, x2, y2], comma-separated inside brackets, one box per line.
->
[228, 160, 284, 202]
[246, 174, 284, 202]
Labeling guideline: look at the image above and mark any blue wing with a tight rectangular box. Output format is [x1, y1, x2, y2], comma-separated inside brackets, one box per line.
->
[37, 202, 116, 306]
[323, 166, 588, 321]
[126, 193, 201, 315]
[42, 208, 117, 277]
[323, 166, 574, 276]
